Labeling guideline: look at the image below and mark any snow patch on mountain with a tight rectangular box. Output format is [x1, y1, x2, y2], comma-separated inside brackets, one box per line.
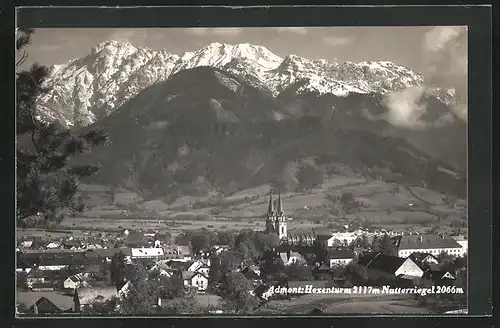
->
[36, 41, 444, 128]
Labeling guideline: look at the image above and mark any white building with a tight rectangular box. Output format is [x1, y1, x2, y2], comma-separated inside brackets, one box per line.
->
[63, 275, 88, 289]
[326, 232, 358, 246]
[131, 248, 164, 258]
[394, 234, 465, 258]
[328, 250, 355, 267]
[46, 242, 60, 249]
[279, 251, 306, 266]
[182, 271, 209, 292]
[451, 235, 468, 254]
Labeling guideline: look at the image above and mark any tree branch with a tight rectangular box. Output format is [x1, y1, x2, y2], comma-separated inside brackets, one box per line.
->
[16, 50, 28, 67]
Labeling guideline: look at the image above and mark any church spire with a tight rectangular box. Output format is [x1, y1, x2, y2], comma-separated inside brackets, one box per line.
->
[267, 191, 274, 215]
[277, 188, 283, 215]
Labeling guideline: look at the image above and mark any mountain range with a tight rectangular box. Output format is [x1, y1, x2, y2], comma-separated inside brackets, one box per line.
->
[37, 41, 458, 128]
[30, 41, 466, 203]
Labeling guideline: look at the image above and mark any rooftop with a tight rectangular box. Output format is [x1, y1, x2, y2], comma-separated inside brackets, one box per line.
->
[394, 234, 462, 250]
[358, 253, 407, 273]
[17, 290, 74, 311]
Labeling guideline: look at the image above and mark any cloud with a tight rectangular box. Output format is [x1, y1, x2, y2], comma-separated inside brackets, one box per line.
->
[276, 27, 309, 35]
[108, 29, 138, 42]
[322, 36, 354, 46]
[423, 26, 468, 121]
[424, 26, 461, 53]
[184, 28, 242, 37]
[381, 86, 430, 129]
[380, 26, 468, 128]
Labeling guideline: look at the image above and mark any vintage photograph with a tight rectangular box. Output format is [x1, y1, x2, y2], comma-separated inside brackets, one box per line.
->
[16, 26, 468, 316]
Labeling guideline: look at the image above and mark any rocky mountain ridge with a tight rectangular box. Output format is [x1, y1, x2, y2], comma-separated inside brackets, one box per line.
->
[36, 40, 447, 128]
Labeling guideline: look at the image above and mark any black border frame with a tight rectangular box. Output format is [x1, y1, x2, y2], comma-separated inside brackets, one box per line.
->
[2, 4, 494, 328]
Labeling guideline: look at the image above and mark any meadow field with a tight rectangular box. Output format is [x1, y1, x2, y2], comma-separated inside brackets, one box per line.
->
[17, 175, 467, 240]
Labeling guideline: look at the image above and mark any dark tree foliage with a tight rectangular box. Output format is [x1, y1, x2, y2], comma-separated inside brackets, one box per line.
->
[286, 262, 313, 281]
[16, 29, 108, 225]
[296, 163, 325, 191]
[110, 251, 126, 291]
[260, 249, 286, 281]
[208, 253, 223, 292]
[73, 289, 81, 313]
[343, 262, 368, 285]
[159, 275, 186, 299]
[220, 272, 259, 313]
[373, 234, 397, 256]
[120, 278, 161, 315]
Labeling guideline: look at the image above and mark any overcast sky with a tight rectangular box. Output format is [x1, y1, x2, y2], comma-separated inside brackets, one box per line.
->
[22, 26, 466, 75]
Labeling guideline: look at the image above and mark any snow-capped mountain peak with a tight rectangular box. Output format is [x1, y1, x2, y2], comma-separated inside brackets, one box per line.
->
[36, 40, 430, 127]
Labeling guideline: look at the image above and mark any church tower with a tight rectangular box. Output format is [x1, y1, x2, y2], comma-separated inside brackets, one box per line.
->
[275, 189, 287, 240]
[265, 191, 276, 234]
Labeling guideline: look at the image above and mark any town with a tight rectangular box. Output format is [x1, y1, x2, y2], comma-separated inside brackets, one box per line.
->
[16, 191, 468, 315]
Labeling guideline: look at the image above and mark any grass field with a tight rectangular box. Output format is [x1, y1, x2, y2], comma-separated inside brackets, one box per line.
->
[17, 176, 467, 240]
[262, 294, 434, 315]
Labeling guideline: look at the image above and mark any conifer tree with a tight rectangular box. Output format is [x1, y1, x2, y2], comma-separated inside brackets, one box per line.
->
[16, 29, 108, 225]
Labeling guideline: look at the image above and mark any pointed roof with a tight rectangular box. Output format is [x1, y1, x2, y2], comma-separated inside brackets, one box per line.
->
[277, 189, 283, 214]
[267, 191, 274, 215]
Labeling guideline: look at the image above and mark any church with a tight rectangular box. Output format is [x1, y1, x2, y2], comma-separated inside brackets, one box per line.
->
[265, 191, 325, 246]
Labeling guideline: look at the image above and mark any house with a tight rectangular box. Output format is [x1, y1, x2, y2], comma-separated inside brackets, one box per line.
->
[63, 240, 83, 250]
[186, 260, 205, 272]
[195, 264, 210, 277]
[329, 232, 358, 246]
[182, 271, 209, 292]
[28, 296, 74, 314]
[312, 264, 332, 280]
[451, 235, 468, 254]
[16, 259, 33, 275]
[25, 269, 49, 288]
[150, 263, 173, 278]
[213, 245, 230, 254]
[408, 252, 439, 266]
[46, 242, 60, 249]
[63, 274, 89, 289]
[279, 251, 306, 266]
[423, 263, 457, 285]
[21, 240, 33, 248]
[30, 282, 56, 292]
[177, 245, 192, 260]
[86, 243, 103, 250]
[393, 234, 465, 258]
[81, 264, 103, 279]
[327, 249, 355, 267]
[94, 248, 132, 263]
[131, 247, 164, 259]
[358, 252, 424, 283]
[168, 260, 195, 272]
[122, 229, 130, 236]
[78, 284, 128, 310]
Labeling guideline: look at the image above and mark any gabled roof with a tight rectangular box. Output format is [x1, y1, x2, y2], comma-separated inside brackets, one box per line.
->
[394, 234, 462, 250]
[94, 248, 132, 258]
[131, 248, 164, 257]
[18, 291, 74, 312]
[327, 249, 355, 259]
[182, 271, 207, 280]
[27, 268, 65, 279]
[408, 252, 438, 263]
[67, 276, 81, 283]
[316, 235, 334, 241]
[168, 260, 194, 271]
[358, 253, 406, 274]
